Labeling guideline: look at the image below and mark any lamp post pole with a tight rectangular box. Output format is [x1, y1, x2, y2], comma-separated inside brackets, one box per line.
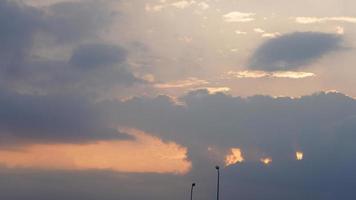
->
[190, 183, 196, 200]
[215, 166, 220, 200]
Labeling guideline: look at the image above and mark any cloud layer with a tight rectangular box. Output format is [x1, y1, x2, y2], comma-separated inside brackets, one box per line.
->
[0, 0, 142, 96]
[1, 0, 356, 200]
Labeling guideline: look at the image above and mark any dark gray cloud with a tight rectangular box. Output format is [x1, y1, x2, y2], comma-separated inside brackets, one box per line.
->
[99, 90, 356, 199]
[0, 0, 42, 75]
[0, 89, 131, 146]
[0, 0, 112, 74]
[1, 1, 356, 199]
[0, 0, 140, 145]
[1, 90, 356, 199]
[0, 168, 191, 200]
[0, 0, 142, 95]
[248, 32, 343, 71]
[43, 0, 114, 43]
[70, 44, 127, 69]
[110, 90, 356, 166]
[65, 43, 141, 90]
[222, 159, 356, 200]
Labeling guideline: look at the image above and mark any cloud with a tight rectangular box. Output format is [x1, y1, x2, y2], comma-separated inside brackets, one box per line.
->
[226, 70, 315, 79]
[253, 28, 281, 38]
[171, 1, 194, 9]
[70, 43, 127, 69]
[43, 0, 114, 42]
[222, 157, 356, 200]
[0, 168, 194, 200]
[248, 32, 343, 71]
[0, 89, 131, 146]
[0, 0, 142, 146]
[261, 32, 281, 38]
[203, 87, 231, 94]
[145, 4, 165, 12]
[0, 0, 42, 75]
[154, 77, 209, 89]
[235, 30, 247, 35]
[109, 90, 356, 166]
[336, 26, 345, 35]
[0, 129, 190, 174]
[2, 90, 356, 199]
[0, 0, 143, 96]
[197, 2, 209, 10]
[295, 16, 356, 24]
[145, 1, 201, 12]
[223, 11, 256, 22]
[83, 90, 356, 199]
[67, 43, 142, 88]
[254, 28, 265, 33]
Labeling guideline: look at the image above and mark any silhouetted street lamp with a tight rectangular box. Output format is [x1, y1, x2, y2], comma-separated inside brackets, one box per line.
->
[190, 183, 196, 200]
[215, 166, 220, 200]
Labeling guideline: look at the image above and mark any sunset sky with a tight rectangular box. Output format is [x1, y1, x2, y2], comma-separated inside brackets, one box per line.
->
[1, 0, 356, 199]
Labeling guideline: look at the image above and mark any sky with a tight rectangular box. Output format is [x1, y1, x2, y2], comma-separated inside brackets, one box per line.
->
[1, 0, 356, 199]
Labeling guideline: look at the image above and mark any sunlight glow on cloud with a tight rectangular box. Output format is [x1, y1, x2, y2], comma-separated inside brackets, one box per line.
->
[225, 148, 244, 166]
[226, 70, 315, 79]
[336, 26, 344, 35]
[253, 28, 281, 38]
[272, 71, 315, 78]
[204, 87, 231, 94]
[145, 4, 165, 12]
[0, 129, 191, 174]
[145, 1, 209, 12]
[262, 32, 281, 38]
[154, 77, 209, 89]
[171, 1, 194, 9]
[296, 151, 304, 160]
[197, 2, 209, 10]
[295, 17, 356, 24]
[235, 30, 247, 35]
[260, 157, 272, 165]
[254, 28, 265, 33]
[223, 12, 256, 22]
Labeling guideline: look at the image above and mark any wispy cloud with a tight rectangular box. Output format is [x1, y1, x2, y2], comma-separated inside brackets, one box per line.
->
[254, 28, 265, 33]
[295, 17, 356, 24]
[145, 1, 209, 12]
[235, 30, 247, 35]
[254, 28, 281, 38]
[145, 4, 165, 12]
[171, 1, 194, 9]
[223, 11, 256, 22]
[262, 32, 281, 38]
[197, 2, 209, 10]
[203, 87, 231, 94]
[226, 70, 315, 79]
[154, 77, 209, 89]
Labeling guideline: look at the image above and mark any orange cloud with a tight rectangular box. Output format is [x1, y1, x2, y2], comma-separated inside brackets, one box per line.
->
[296, 151, 303, 160]
[260, 157, 272, 165]
[225, 148, 244, 166]
[0, 129, 191, 174]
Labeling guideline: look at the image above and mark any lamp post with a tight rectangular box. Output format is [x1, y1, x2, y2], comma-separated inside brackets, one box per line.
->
[190, 183, 196, 200]
[215, 166, 220, 200]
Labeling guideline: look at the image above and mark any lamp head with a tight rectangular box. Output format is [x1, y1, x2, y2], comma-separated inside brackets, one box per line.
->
[192, 183, 196, 187]
[215, 166, 220, 170]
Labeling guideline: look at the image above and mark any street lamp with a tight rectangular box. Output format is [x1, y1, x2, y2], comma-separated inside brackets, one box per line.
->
[215, 166, 220, 200]
[190, 182, 196, 200]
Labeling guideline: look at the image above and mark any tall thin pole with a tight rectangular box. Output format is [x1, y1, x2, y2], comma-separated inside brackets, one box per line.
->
[215, 166, 220, 200]
[190, 183, 196, 200]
